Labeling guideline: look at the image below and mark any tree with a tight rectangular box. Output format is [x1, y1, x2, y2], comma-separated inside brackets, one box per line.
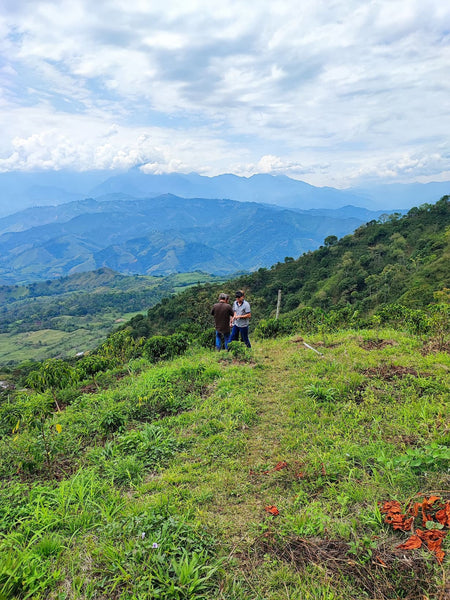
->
[324, 235, 338, 247]
[26, 359, 77, 411]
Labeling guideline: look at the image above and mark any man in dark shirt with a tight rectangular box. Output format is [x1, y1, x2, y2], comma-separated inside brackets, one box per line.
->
[211, 293, 234, 350]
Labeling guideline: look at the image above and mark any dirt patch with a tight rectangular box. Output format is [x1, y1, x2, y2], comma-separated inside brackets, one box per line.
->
[421, 340, 450, 355]
[350, 383, 368, 404]
[360, 338, 397, 350]
[254, 536, 442, 600]
[79, 383, 98, 394]
[362, 365, 419, 380]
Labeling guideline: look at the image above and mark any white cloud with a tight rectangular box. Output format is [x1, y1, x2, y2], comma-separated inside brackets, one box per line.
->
[0, 0, 449, 185]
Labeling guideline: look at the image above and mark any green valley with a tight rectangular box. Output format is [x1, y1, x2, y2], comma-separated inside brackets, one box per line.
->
[0, 269, 222, 364]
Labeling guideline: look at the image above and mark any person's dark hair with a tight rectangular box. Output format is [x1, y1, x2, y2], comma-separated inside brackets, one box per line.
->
[235, 290, 244, 298]
[219, 293, 227, 300]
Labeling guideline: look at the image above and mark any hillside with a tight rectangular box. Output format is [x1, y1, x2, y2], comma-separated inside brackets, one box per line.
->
[0, 329, 448, 599]
[130, 197, 450, 337]
[0, 195, 382, 284]
[0, 269, 222, 364]
[0, 197, 448, 598]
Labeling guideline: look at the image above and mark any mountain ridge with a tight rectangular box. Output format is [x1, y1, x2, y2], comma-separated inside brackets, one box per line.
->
[0, 194, 384, 284]
[1, 169, 449, 216]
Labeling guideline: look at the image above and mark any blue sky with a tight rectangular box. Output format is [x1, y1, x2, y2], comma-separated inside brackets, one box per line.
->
[0, 0, 449, 187]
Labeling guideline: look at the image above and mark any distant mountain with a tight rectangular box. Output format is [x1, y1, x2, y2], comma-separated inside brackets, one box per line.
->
[89, 170, 370, 210]
[0, 194, 384, 284]
[352, 181, 450, 209]
[1, 169, 449, 217]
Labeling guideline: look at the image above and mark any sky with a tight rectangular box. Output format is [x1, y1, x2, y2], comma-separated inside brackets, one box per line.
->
[0, 0, 449, 188]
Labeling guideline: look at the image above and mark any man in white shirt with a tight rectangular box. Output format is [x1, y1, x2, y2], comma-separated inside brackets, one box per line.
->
[228, 290, 252, 348]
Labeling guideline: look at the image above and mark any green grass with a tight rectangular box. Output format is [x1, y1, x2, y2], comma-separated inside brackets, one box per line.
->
[0, 329, 448, 599]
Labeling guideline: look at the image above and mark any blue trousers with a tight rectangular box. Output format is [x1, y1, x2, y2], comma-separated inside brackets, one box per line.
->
[215, 331, 230, 350]
[228, 325, 251, 348]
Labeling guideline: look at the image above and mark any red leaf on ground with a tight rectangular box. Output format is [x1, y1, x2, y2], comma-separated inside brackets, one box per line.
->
[263, 461, 288, 474]
[265, 505, 279, 516]
[381, 500, 402, 514]
[423, 495, 441, 510]
[397, 535, 422, 550]
[436, 503, 450, 527]
[273, 461, 288, 471]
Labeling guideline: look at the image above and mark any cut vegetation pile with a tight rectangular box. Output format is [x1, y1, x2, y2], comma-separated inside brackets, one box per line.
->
[0, 327, 448, 599]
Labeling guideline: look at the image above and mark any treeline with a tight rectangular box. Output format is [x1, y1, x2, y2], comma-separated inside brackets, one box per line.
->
[125, 197, 450, 338]
[0, 289, 165, 334]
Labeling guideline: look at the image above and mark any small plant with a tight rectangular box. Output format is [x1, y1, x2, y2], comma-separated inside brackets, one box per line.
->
[304, 383, 337, 402]
[227, 341, 252, 362]
[105, 455, 145, 487]
[26, 359, 78, 411]
[151, 549, 221, 599]
[393, 443, 450, 473]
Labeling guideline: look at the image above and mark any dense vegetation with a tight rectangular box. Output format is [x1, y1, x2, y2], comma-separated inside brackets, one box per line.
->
[126, 197, 450, 338]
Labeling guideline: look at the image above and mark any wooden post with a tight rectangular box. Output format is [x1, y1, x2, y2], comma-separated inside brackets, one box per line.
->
[276, 289, 282, 319]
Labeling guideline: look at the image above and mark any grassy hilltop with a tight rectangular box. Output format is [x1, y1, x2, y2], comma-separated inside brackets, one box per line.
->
[0, 327, 449, 599]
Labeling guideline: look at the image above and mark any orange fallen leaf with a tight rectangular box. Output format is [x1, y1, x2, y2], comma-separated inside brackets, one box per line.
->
[375, 555, 388, 567]
[423, 495, 441, 510]
[422, 511, 433, 527]
[384, 512, 413, 531]
[381, 500, 402, 514]
[436, 503, 450, 527]
[397, 535, 422, 550]
[273, 461, 288, 471]
[434, 547, 445, 563]
[265, 505, 279, 516]
[417, 529, 447, 542]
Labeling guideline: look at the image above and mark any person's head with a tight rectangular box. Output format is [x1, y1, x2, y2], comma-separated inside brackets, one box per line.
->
[218, 293, 227, 302]
[235, 290, 244, 302]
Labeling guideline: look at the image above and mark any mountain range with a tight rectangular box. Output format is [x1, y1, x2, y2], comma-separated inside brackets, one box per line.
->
[0, 194, 387, 284]
[1, 169, 450, 216]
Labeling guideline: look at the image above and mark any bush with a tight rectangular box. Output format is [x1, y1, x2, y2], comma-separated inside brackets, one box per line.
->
[196, 327, 216, 349]
[143, 333, 189, 363]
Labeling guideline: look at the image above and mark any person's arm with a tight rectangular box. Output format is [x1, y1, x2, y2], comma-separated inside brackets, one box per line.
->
[240, 302, 251, 318]
[239, 312, 251, 319]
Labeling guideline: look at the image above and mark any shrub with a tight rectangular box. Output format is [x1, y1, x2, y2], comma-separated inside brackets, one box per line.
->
[144, 333, 189, 363]
[196, 327, 216, 349]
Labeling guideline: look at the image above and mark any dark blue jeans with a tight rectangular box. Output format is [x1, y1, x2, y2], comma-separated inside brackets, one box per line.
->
[228, 325, 251, 348]
[215, 331, 230, 350]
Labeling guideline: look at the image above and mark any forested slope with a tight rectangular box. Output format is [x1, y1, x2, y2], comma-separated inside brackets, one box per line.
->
[127, 197, 450, 337]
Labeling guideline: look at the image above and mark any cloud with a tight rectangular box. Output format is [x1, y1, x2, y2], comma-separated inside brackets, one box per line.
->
[0, 1, 449, 185]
